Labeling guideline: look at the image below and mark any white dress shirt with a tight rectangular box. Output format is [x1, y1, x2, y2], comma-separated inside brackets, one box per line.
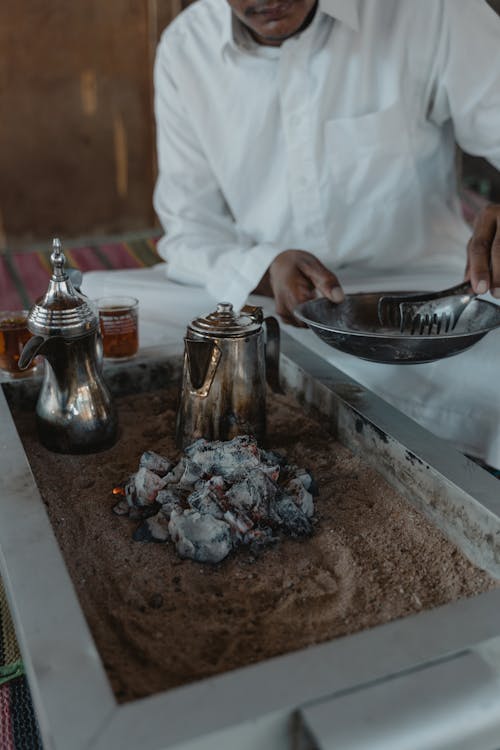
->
[153, 0, 500, 308]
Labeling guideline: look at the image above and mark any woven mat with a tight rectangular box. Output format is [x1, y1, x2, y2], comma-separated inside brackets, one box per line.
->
[0, 579, 43, 749]
[1, 235, 162, 309]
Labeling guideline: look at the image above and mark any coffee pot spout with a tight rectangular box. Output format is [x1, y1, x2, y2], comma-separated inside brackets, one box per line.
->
[185, 338, 221, 397]
[18, 335, 47, 370]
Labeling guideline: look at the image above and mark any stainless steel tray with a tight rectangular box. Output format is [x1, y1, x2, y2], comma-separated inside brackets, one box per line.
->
[1, 336, 499, 750]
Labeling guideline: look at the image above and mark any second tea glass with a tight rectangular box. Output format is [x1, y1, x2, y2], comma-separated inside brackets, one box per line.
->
[95, 296, 139, 360]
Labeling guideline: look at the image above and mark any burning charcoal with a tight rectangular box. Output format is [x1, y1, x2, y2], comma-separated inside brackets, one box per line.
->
[259, 464, 280, 482]
[168, 509, 232, 564]
[194, 474, 226, 498]
[134, 467, 168, 506]
[164, 458, 195, 486]
[112, 498, 130, 516]
[133, 508, 170, 542]
[184, 438, 206, 456]
[225, 468, 277, 520]
[284, 477, 314, 518]
[261, 449, 286, 467]
[163, 458, 186, 485]
[178, 459, 204, 487]
[116, 434, 320, 564]
[165, 458, 203, 488]
[185, 435, 261, 481]
[187, 486, 224, 519]
[139, 451, 172, 477]
[243, 526, 277, 550]
[292, 469, 319, 497]
[223, 509, 254, 541]
[124, 476, 137, 507]
[156, 488, 182, 514]
[270, 494, 312, 537]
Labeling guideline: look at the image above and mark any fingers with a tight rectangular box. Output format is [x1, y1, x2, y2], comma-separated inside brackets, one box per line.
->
[297, 255, 344, 303]
[467, 205, 500, 295]
[268, 250, 344, 326]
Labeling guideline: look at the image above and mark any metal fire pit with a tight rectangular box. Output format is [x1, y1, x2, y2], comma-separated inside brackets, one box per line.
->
[1, 335, 500, 750]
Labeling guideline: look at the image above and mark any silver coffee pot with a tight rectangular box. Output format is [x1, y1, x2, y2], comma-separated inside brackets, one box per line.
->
[176, 303, 280, 448]
[18, 238, 118, 453]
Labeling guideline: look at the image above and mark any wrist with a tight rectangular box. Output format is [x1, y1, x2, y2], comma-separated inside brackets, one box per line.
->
[252, 269, 273, 297]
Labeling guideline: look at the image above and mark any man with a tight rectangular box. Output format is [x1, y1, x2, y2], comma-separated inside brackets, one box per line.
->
[153, 0, 500, 465]
[154, 0, 500, 315]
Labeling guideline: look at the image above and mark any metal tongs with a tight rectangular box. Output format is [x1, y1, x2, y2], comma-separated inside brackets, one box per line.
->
[377, 281, 477, 335]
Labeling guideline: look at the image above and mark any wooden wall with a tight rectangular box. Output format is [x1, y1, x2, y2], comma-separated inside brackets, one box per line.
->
[0, 0, 498, 249]
[0, 0, 190, 250]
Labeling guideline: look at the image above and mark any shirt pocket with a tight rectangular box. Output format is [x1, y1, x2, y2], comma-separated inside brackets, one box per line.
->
[324, 101, 416, 206]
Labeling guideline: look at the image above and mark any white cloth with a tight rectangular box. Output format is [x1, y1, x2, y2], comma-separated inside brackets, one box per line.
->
[153, 0, 500, 308]
[82, 266, 500, 469]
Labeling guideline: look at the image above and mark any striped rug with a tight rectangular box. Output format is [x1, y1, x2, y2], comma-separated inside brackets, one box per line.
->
[1, 235, 162, 309]
[0, 580, 43, 749]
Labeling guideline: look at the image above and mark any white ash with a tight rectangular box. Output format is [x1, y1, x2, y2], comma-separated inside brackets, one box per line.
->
[133, 507, 170, 543]
[139, 451, 172, 476]
[155, 488, 182, 514]
[114, 436, 318, 564]
[129, 467, 167, 507]
[169, 509, 233, 564]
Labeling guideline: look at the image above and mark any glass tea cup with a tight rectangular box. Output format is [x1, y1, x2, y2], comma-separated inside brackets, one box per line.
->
[95, 296, 139, 360]
[0, 311, 37, 378]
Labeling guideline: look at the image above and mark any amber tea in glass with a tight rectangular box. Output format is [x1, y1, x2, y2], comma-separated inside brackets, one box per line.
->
[96, 297, 139, 359]
[0, 312, 36, 377]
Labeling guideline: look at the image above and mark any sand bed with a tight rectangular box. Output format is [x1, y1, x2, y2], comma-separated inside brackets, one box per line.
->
[10, 386, 496, 702]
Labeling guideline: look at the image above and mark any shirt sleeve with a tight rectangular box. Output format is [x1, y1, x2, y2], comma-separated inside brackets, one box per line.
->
[153, 35, 283, 310]
[428, 0, 500, 171]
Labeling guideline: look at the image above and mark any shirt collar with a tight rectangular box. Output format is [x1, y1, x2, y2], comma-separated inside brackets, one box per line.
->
[319, 0, 359, 31]
[221, 0, 359, 57]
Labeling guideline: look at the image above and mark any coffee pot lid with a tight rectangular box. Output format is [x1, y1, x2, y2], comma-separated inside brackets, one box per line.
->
[189, 302, 262, 337]
[27, 238, 98, 339]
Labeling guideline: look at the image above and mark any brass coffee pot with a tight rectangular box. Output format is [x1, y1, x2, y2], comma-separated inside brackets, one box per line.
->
[176, 303, 280, 448]
[19, 238, 118, 453]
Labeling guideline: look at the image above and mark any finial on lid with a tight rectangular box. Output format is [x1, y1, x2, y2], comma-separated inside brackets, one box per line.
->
[50, 237, 68, 280]
[216, 302, 234, 314]
[25, 236, 97, 338]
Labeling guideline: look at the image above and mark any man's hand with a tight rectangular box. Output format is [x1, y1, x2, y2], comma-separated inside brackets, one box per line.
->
[466, 203, 500, 297]
[268, 250, 344, 326]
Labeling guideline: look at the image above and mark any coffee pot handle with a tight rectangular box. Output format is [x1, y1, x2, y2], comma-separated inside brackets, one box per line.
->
[263, 316, 282, 393]
[241, 305, 264, 323]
